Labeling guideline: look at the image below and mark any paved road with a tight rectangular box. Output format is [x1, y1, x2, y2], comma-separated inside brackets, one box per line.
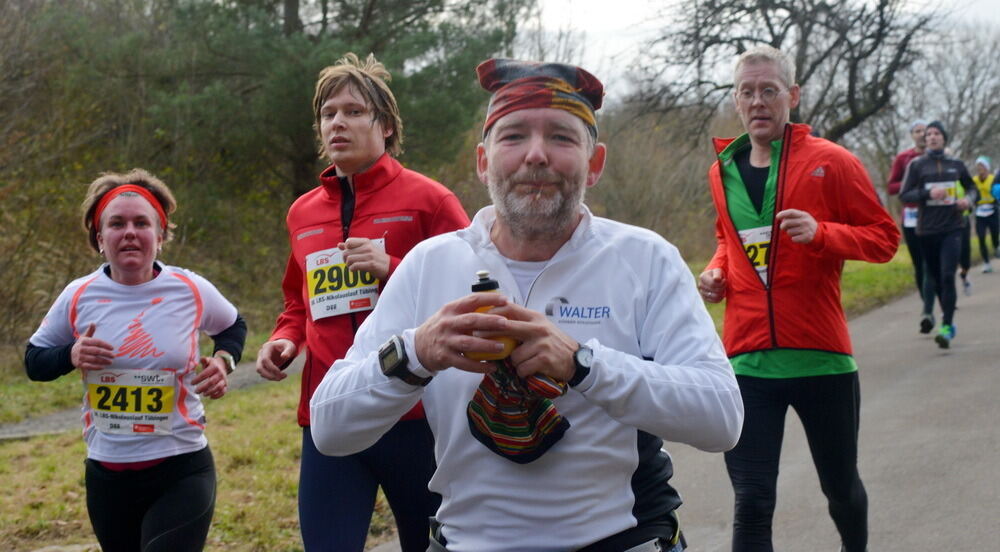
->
[11, 275, 1000, 551]
[668, 271, 1000, 551]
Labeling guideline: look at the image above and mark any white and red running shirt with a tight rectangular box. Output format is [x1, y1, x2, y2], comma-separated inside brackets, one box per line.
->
[30, 263, 238, 462]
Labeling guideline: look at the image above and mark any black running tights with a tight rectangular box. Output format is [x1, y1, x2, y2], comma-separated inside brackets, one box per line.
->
[919, 229, 962, 326]
[975, 212, 999, 263]
[85, 446, 216, 552]
[725, 373, 868, 552]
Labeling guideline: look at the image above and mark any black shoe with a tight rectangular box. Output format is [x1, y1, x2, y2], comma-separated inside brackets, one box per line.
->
[919, 314, 934, 334]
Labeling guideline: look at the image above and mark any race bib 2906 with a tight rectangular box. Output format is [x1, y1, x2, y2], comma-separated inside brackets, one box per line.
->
[305, 239, 384, 321]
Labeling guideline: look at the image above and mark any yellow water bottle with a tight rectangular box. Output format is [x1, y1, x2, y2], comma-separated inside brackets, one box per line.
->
[466, 270, 518, 361]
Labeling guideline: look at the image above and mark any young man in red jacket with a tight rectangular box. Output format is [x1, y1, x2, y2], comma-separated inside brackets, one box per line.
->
[255, 53, 470, 551]
[698, 45, 899, 552]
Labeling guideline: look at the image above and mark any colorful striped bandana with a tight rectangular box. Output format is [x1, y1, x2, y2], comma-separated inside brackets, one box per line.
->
[467, 358, 570, 463]
[476, 58, 604, 138]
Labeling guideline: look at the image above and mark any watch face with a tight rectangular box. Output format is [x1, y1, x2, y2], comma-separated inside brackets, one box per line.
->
[381, 347, 399, 368]
[379, 336, 403, 376]
[377, 335, 430, 386]
[576, 347, 593, 368]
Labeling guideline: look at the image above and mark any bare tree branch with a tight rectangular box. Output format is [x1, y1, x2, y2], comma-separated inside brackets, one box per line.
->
[631, 0, 937, 143]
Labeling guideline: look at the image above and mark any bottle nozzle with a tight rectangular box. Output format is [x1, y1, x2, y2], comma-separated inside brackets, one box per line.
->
[472, 270, 499, 292]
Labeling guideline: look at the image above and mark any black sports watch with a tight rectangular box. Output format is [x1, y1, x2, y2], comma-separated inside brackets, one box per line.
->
[568, 344, 593, 387]
[378, 335, 432, 387]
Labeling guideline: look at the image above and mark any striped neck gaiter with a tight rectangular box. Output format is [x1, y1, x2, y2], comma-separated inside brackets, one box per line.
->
[466, 358, 570, 464]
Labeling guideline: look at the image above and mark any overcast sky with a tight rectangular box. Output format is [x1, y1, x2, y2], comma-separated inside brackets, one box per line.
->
[537, 0, 660, 97]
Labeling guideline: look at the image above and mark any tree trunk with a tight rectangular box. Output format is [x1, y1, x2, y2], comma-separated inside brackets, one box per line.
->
[283, 0, 302, 36]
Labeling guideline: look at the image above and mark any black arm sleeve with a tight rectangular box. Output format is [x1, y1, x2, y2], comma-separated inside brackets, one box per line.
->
[24, 342, 75, 382]
[211, 313, 247, 363]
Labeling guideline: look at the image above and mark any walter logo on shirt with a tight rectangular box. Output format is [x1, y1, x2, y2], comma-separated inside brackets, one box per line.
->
[545, 296, 611, 325]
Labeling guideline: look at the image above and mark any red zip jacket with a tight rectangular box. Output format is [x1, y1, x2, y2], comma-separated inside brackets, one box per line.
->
[706, 124, 899, 358]
[270, 153, 470, 426]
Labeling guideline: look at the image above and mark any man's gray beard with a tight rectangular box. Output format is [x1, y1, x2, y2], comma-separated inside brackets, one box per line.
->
[487, 173, 585, 241]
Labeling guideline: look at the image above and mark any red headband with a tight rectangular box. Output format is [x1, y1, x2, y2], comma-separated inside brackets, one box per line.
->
[92, 184, 168, 232]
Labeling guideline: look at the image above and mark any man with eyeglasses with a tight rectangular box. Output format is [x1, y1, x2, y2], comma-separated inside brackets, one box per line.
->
[698, 45, 898, 552]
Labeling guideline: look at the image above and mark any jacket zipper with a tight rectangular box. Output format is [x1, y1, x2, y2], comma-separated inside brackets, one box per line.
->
[764, 125, 794, 348]
[340, 177, 360, 335]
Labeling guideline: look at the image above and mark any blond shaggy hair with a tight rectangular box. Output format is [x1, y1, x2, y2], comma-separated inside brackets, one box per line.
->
[313, 52, 403, 158]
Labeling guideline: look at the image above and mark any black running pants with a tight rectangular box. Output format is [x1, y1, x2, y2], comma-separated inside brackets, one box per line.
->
[975, 211, 999, 263]
[919, 229, 962, 326]
[85, 446, 216, 552]
[725, 372, 868, 552]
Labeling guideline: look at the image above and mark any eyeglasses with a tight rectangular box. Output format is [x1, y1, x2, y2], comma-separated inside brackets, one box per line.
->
[736, 87, 785, 103]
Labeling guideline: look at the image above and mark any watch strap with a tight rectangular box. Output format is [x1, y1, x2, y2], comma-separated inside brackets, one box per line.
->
[568, 345, 592, 387]
[393, 367, 433, 387]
